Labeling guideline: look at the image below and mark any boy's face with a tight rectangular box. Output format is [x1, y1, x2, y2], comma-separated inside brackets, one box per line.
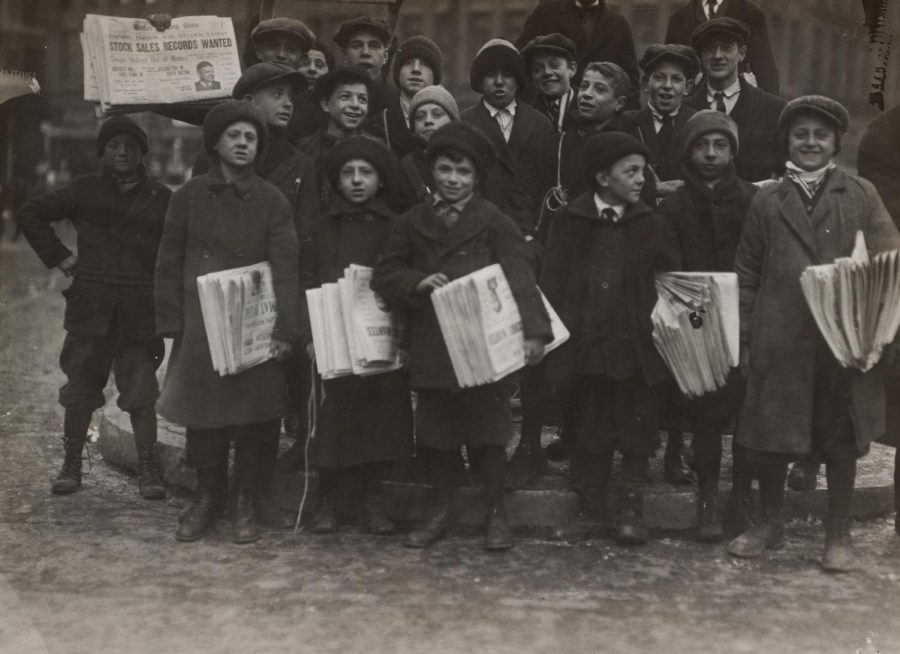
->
[255, 34, 306, 69]
[701, 38, 746, 85]
[338, 158, 380, 204]
[101, 134, 143, 175]
[577, 70, 625, 124]
[595, 153, 646, 205]
[247, 82, 294, 129]
[689, 131, 733, 181]
[398, 57, 435, 98]
[432, 154, 476, 203]
[299, 49, 329, 92]
[480, 70, 518, 109]
[787, 115, 836, 172]
[214, 121, 259, 170]
[320, 82, 369, 132]
[643, 61, 691, 114]
[530, 54, 576, 99]
[343, 29, 387, 78]
[412, 102, 452, 141]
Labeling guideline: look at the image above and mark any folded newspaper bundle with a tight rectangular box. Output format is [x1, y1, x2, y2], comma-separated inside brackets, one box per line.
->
[306, 265, 404, 379]
[651, 272, 739, 398]
[197, 262, 277, 376]
[81, 14, 241, 115]
[0, 69, 40, 107]
[431, 264, 569, 388]
[800, 231, 900, 372]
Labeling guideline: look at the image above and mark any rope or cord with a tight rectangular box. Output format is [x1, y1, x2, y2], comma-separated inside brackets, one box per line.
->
[292, 357, 319, 535]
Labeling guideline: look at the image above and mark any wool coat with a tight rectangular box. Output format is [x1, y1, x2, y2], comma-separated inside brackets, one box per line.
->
[531, 92, 582, 134]
[621, 105, 698, 183]
[154, 165, 301, 429]
[461, 100, 555, 236]
[685, 78, 785, 183]
[734, 168, 900, 455]
[371, 194, 553, 389]
[364, 98, 417, 160]
[665, 0, 781, 96]
[15, 167, 171, 339]
[515, 0, 640, 92]
[394, 147, 434, 212]
[858, 103, 900, 223]
[299, 196, 414, 468]
[540, 191, 678, 386]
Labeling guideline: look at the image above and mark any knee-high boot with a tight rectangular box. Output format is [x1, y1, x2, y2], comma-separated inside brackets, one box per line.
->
[822, 458, 859, 572]
[175, 463, 225, 542]
[53, 409, 93, 494]
[727, 460, 787, 558]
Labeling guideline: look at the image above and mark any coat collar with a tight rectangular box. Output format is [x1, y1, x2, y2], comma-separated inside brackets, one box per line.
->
[774, 167, 849, 263]
[326, 195, 395, 220]
[410, 193, 495, 252]
[206, 161, 257, 198]
[101, 164, 164, 223]
[565, 189, 652, 223]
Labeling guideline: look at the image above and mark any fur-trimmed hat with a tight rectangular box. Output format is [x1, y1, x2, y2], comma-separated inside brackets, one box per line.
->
[427, 122, 496, 180]
[408, 85, 460, 129]
[690, 17, 751, 51]
[333, 16, 391, 49]
[677, 109, 740, 161]
[469, 39, 527, 93]
[251, 18, 315, 53]
[202, 100, 268, 157]
[393, 35, 443, 87]
[96, 116, 148, 158]
[312, 65, 375, 108]
[521, 33, 577, 65]
[640, 44, 698, 78]
[584, 130, 649, 174]
[324, 135, 395, 193]
[232, 63, 307, 99]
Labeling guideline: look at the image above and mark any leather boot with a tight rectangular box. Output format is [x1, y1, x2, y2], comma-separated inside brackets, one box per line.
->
[727, 463, 786, 558]
[484, 503, 513, 550]
[696, 487, 724, 543]
[821, 458, 858, 572]
[132, 408, 165, 499]
[505, 443, 548, 490]
[232, 440, 260, 544]
[253, 434, 292, 529]
[404, 493, 457, 548]
[176, 466, 221, 542]
[723, 442, 757, 537]
[822, 519, 859, 572]
[52, 409, 91, 495]
[787, 460, 820, 492]
[309, 496, 338, 534]
[362, 495, 395, 535]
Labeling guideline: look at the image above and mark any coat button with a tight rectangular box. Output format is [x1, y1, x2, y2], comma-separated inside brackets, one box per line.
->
[242, 193, 250, 201]
[202, 250, 211, 259]
[601, 281, 609, 289]
[458, 250, 466, 257]
[234, 249, 244, 258]
[365, 215, 373, 222]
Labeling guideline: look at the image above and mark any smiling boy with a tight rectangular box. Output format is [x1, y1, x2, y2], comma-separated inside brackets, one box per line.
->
[334, 16, 399, 117]
[522, 33, 580, 133]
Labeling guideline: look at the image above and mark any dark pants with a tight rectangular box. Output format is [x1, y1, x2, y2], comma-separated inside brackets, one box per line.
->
[415, 384, 514, 450]
[185, 420, 280, 470]
[59, 330, 163, 413]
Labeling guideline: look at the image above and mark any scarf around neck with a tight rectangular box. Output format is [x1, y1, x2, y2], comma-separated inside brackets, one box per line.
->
[784, 160, 836, 200]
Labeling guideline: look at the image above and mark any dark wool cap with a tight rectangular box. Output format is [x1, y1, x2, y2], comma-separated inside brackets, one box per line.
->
[324, 135, 395, 192]
[521, 33, 578, 65]
[427, 121, 497, 180]
[312, 65, 375, 107]
[251, 18, 315, 53]
[677, 109, 740, 161]
[203, 100, 268, 157]
[690, 17, 751, 50]
[778, 95, 850, 134]
[333, 16, 391, 48]
[640, 44, 698, 78]
[233, 63, 307, 99]
[469, 39, 528, 93]
[584, 130, 649, 173]
[96, 116, 148, 157]
[393, 35, 444, 86]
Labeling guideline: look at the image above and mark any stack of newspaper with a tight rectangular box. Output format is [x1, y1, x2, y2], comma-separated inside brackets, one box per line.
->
[306, 265, 403, 379]
[652, 272, 739, 398]
[431, 264, 569, 388]
[81, 14, 241, 114]
[197, 262, 278, 376]
[0, 70, 40, 106]
[800, 231, 900, 371]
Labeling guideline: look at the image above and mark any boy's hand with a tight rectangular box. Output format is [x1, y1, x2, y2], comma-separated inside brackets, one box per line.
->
[147, 13, 172, 31]
[57, 255, 78, 277]
[656, 180, 685, 197]
[416, 273, 449, 294]
[524, 338, 545, 366]
[269, 339, 294, 362]
[305, 342, 316, 360]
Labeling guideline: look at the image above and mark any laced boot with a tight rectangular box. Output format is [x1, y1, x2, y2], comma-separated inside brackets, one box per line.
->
[175, 466, 222, 542]
[232, 441, 260, 544]
[52, 409, 91, 494]
[253, 434, 292, 529]
[727, 463, 786, 558]
[132, 408, 165, 499]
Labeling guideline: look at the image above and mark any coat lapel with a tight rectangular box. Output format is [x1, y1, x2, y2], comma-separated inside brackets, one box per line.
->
[410, 196, 493, 255]
[634, 109, 662, 161]
[121, 178, 161, 225]
[468, 102, 515, 172]
[507, 104, 536, 160]
[776, 182, 821, 263]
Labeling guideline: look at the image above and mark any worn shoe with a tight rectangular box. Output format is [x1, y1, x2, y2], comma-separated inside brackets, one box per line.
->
[137, 445, 166, 500]
[404, 501, 455, 548]
[484, 505, 513, 551]
[787, 461, 819, 492]
[309, 498, 338, 534]
[232, 491, 260, 544]
[51, 436, 85, 495]
[175, 473, 220, 543]
[821, 521, 860, 573]
[362, 495, 395, 535]
[722, 492, 756, 538]
[726, 521, 785, 558]
[614, 512, 649, 546]
[505, 445, 549, 490]
[696, 492, 725, 544]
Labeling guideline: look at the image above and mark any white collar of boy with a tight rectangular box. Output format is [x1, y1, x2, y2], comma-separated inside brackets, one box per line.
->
[483, 98, 517, 118]
[650, 105, 680, 130]
[400, 94, 411, 120]
[593, 194, 625, 222]
[432, 191, 473, 213]
[706, 78, 741, 103]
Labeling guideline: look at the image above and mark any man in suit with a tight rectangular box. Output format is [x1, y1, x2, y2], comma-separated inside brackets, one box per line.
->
[515, 0, 639, 95]
[194, 62, 221, 91]
[522, 33, 581, 133]
[461, 39, 554, 237]
[684, 18, 784, 184]
[334, 16, 400, 118]
[665, 0, 779, 96]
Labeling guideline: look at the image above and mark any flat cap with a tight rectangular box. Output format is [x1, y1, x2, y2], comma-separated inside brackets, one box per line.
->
[690, 17, 751, 50]
[778, 94, 850, 134]
[639, 44, 698, 77]
[334, 16, 391, 48]
[251, 18, 315, 52]
[232, 63, 307, 99]
[521, 33, 578, 64]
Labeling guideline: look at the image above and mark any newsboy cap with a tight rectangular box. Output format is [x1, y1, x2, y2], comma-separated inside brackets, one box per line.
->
[639, 44, 698, 78]
[232, 63, 307, 99]
[202, 100, 268, 157]
[690, 17, 751, 50]
[584, 130, 649, 174]
[333, 16, 391, 49]
[427, 121, 497, 180]
[778, 95, 850, 134]
[521, 33, 578, 65]
[96, 116, 148, 157]
[251, 17, 315, 53]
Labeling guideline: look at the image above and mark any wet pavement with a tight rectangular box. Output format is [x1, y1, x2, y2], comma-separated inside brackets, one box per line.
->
[2, 237, 900, 654]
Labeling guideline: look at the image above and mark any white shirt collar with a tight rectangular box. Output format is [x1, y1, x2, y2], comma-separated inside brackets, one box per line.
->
[707, 77, 741, 102]
[483, 98, 517, 117]
[593, 194, 625, 222]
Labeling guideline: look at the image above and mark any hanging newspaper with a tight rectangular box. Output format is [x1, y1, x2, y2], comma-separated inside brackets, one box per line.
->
[652, 272, 739, 398]
[431, 264, 569, 388]
[0, 69, 40, 106]
[81, 14, 240, 114]
[306, 265, 404, 379]
[197, 262, 278, 376]
[800, 231, 900, 372]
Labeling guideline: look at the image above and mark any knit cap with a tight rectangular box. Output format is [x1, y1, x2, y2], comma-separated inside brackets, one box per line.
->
[427, 122, 497, 179]
[677, 109, 740, 161]
[469, 39, 527, 93]
[202, 100, 268, 156]
[408, 85, 460, 129]
[324, 135, 395, 192]
[584, 130, 649, 174]
[96, 116, 148, 157]
[393, 35, 444, 86]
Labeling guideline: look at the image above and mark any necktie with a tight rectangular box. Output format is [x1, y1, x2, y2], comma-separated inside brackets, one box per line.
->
[434, 199, 459, 228]
[600, 207, 618, 222]
[714, 92, 727, 114]
[494, 108, 513, 142]
[657, 113, 674, 152]
[706, 0, 718, 18]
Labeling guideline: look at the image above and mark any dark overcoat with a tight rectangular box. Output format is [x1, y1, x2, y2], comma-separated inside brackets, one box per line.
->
[365, 99, 417, 160]
[734, 169, 900, 455]
[685, 78, 785, 183]
[395, 147, 434, 212]
[531, 93, 581, 133]
[371, 194, 553, 389]
[461, 100, 555, 236]
[300, 197, 414, 468]
[15, 167, 171, 339]
[154, 165, 301, 429]
[621, 105, 697, 182]
[540, 191, 678, 386]
[858, 104, 900, 223]
[665, 0, 780, 96]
